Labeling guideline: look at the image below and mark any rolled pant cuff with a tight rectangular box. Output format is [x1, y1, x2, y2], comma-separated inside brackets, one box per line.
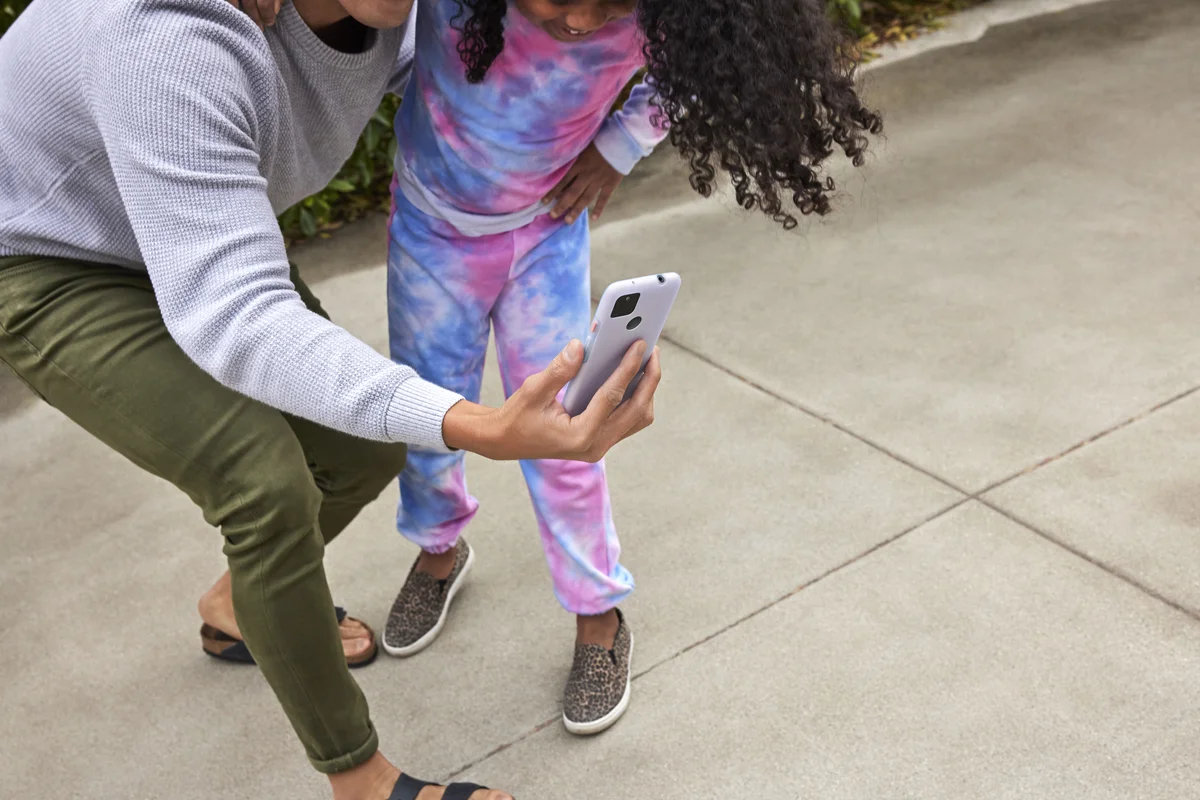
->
[397, 510, 476, 555]
[414, 538, 458, 555]
[308, 723, 380, 775]
[557, 586, 634, 617]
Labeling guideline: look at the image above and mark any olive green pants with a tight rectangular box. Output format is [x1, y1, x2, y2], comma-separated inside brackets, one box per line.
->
[0, 255, 405, 774]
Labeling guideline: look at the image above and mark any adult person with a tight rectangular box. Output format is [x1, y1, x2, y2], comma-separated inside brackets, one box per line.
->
[0, 0, 660, 797]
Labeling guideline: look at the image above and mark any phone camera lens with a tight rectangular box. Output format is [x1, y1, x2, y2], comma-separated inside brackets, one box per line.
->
[657, 274, 665, 284]
[611, 292, 640, 318]
[626, 316, 642, 331]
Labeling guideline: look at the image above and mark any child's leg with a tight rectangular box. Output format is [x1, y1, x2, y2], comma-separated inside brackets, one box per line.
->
[386, 193, 511, 552]
[492, 212, 635, 617]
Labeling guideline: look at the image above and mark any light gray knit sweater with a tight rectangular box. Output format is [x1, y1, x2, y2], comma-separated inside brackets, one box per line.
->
[0, 0, 463, 449]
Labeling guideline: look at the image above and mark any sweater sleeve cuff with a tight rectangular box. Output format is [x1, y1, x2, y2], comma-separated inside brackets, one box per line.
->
[592, 116, 649, 176]
[384, 375, 465, 451]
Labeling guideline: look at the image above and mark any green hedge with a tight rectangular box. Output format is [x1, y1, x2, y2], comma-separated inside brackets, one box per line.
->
[3, 0, 977, 242]
[829, 0, 871, 34]
[830, 0, 983, 45]
[277, 94, 400, 242]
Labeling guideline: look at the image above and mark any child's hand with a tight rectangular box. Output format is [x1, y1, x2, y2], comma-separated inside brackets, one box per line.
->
[228, 0, 282, 29]
[545, 143, 624, 224]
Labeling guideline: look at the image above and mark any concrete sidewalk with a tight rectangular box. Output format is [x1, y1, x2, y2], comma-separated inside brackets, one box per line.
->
[3, 0, 1199, 796]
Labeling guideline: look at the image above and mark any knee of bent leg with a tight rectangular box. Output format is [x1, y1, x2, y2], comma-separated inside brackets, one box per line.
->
[219, 455, 325, 557]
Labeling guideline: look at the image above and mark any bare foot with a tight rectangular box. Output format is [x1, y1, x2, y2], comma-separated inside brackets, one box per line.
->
[414, 784, 512, 800]
[415, 546, 458, 581]
[329, 752, 512, 800]
[199, 571, 373, 659]
[576, 608, 620, 648]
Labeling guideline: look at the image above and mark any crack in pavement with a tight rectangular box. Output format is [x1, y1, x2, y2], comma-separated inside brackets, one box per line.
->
[442, 496, 972, 783]
[442, 327, 1200, 783]
[975, 383, 1200, 496]
[660, 331, 1200, 618]
[979, 499, 1200, 624]
[654, 333, 974, 498]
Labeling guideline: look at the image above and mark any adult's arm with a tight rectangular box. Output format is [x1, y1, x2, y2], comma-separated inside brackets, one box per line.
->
[88, 0, 459, 448]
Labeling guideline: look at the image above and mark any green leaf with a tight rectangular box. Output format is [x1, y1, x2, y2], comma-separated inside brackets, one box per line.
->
[327, 179, 356, 193]
[278, 207, 300, 235]
[299, 207, 317, 238]
[828, 0, 863, 25]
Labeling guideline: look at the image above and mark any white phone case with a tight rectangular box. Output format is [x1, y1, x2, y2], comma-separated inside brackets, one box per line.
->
[563, 272, 681, 417]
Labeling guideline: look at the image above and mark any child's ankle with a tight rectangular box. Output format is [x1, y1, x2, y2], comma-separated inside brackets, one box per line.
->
[416, 546, 457, 580]
[576, 608, 619, 648]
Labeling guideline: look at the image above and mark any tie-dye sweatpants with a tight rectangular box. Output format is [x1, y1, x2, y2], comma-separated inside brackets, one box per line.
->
[386, 190, 634, 616]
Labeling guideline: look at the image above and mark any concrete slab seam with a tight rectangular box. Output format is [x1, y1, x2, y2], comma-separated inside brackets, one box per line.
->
[439, 496, 972, 783]
[977, 383, 1200, 496]
[442, 488, 1200, 784]
[643, 335, 1200, 630]
[639, 330, 975, 497]
[662, 331, 1200, 614]
[978, 498, 1200, 624]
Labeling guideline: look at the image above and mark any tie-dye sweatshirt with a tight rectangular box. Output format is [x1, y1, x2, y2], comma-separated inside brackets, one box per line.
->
[395, 0, 669, 235]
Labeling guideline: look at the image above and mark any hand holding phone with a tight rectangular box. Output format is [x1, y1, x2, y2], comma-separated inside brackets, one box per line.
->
[563, 273, 681, 417]
[442, 337, 661, 462]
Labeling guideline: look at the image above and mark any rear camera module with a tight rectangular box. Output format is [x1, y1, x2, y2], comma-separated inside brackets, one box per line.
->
[611, 292, 640, 318]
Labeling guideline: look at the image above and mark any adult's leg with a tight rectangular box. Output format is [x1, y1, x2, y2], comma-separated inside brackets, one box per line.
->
[199, 267, 406, 661]
[0, 256, 375, 774]
[491, 215, 634, 618]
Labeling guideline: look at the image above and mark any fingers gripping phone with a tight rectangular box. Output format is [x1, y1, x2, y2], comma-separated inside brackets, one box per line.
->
[563, 273, 681, 417]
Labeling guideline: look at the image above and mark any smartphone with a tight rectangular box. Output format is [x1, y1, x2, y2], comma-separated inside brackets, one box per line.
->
[562, 272, 681, 417]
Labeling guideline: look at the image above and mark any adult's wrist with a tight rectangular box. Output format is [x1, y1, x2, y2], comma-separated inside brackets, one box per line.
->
[385, 376, 464, 450]
[441, 399, 501, 456]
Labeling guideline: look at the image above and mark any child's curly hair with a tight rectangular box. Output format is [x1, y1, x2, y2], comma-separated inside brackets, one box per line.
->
[452, 0, 882, 228]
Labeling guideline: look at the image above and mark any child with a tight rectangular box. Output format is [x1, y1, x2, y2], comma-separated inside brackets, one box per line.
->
[381, 0, 882, 736]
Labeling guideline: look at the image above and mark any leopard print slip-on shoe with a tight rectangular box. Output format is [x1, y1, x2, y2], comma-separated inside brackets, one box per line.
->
[382, 539, 474, 658]
[562, 608, 633, 735]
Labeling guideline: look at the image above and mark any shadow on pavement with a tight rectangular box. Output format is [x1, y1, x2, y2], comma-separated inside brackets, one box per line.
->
[0, 367, 38, 421]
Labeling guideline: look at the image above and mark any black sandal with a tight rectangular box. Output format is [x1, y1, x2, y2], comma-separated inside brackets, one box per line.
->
[390, 773, 490, 800]
[200, 606, 378, 669]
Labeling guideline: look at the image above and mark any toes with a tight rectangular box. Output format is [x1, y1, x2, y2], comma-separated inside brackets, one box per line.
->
[338, 618, 371, 640]
[339, 620, 368, 638]
[336, 617, 373, 658]
[342, 637, 371, 657]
